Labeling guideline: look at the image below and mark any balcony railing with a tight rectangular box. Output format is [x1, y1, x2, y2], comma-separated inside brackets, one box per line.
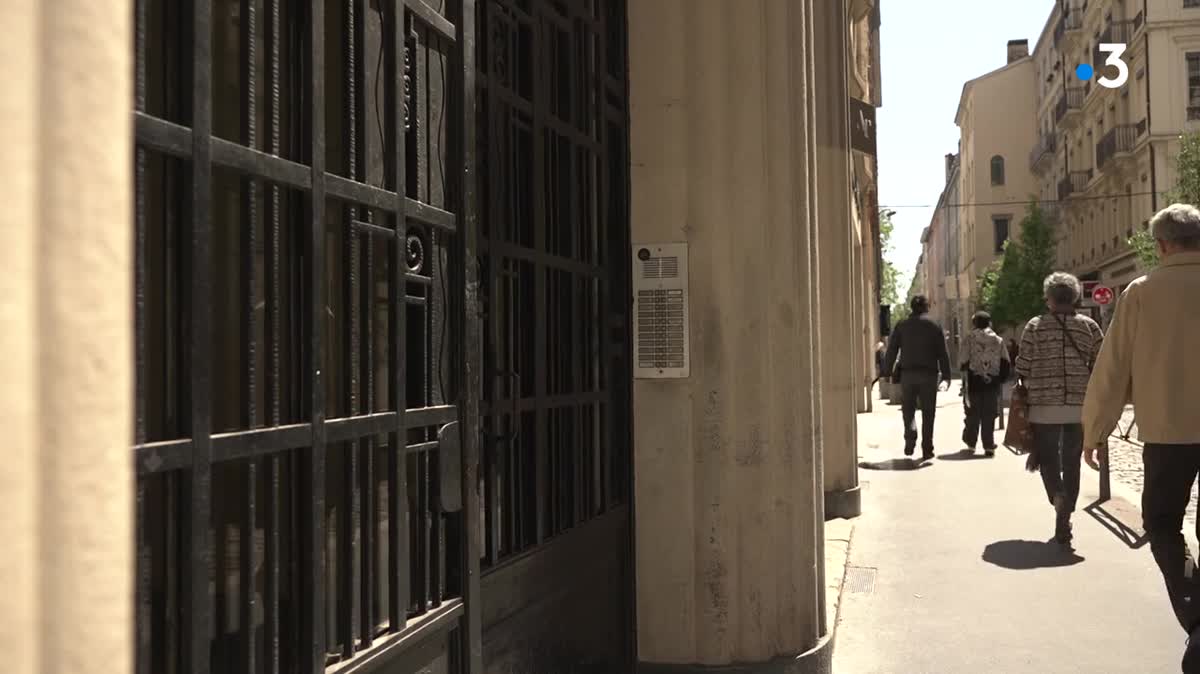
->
[1055, 87, 1085, 124]
[1096, 124, 1137, 169]
[1099, 20, 1134, 51]
[1029, 133, 1058, 171]
[1058, 169, 1093, 201]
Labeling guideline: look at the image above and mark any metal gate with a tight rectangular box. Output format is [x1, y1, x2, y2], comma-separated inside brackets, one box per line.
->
[475, 0, 633, 670]
[132, 0, 481, 672]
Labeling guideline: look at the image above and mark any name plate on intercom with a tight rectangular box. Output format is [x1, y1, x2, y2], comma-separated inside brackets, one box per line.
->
[632, 243, 690, 379]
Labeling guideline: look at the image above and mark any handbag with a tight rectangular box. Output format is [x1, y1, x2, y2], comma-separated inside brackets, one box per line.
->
[1004, 382, 1034, 457]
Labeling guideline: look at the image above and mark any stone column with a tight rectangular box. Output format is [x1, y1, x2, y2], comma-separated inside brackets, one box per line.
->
[814, 0, 861, 519]
[0, 2, 133, 673]
[628, 0, 829, 670]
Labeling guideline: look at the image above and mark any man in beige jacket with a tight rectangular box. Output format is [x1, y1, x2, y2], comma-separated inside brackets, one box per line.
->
[1082, 203, 1200, 671]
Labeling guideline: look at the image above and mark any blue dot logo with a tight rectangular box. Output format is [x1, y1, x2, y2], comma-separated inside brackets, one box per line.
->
[1075, 63, 1094, 81]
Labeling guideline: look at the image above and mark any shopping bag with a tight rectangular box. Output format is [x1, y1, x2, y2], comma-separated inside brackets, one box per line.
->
[1003, 383, 1034, 460]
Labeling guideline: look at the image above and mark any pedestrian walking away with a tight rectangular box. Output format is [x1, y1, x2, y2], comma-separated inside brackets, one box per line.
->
[960, 311, 1010, 456]
[1081, 204, 1200, 673]
[881, 294, 952, 461]
[1014, 272, 1103, 546]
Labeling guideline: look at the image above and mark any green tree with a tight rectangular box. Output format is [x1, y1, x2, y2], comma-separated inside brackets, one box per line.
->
[891, 271, 919, 324]
[1128, 131, 1200, 270]
[977, 201, 1057, 328]
[879, 209, 901, 307]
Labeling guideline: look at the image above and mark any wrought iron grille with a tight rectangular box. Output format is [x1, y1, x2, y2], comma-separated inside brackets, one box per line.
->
[132, 0, 478, 673]
[475, 0, 631, 568]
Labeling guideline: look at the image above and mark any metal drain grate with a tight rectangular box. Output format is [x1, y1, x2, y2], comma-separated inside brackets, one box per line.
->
[844, 566, 878, 594]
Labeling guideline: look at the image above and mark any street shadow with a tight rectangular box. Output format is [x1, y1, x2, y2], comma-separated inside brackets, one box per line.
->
[858, 458, 932, 471]
[982, 539, 1085, 569]
[938, 449, 994, 461]
[1083, 500, 1148, 550]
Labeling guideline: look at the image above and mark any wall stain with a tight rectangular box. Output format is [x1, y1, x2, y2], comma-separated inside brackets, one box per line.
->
[735, 423, 765, 466]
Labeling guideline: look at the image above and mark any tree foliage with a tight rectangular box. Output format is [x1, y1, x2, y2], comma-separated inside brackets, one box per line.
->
[879, 210, 901, 307]
[976, 201, 1057, 328]
[1128, 131, 1200, 270]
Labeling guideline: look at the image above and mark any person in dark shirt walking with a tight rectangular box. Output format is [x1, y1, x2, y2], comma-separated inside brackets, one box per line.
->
[882, 295, 953, 460]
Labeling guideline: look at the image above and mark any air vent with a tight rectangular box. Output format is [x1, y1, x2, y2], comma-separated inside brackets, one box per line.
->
[632, 243, 690, 379]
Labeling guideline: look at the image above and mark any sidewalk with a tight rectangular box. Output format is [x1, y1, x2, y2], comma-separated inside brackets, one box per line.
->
[1107, 406, 1199, 528]
[833, 388, 1184, 673]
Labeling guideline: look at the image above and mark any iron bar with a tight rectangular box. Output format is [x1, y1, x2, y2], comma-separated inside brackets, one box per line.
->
[356, 0, 376, 644]
[182, 0, 216, 672]
[454, 0, 484, 667]
[264, 0, 284, 667]
[389, 4, 411, 628]
[302, 0, 328, 669]
[404, 0, 458, 43]
[338, 0, 363, 657]
[239, 2, 260, 668]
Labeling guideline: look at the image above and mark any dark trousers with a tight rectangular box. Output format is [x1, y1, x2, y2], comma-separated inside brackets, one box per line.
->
[900, 371, 938, 450]
[1143, 443, 1200, 633]
[1032, 423, 1083, 512]
[963, 387, 1000, 449]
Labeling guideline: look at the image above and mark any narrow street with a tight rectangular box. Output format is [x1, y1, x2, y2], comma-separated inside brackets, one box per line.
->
[834, 388, 1185, 673]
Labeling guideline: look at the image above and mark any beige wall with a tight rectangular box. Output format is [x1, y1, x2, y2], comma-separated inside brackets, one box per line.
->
[957, 58, 1037, 302]
[0, 1, 133, 673]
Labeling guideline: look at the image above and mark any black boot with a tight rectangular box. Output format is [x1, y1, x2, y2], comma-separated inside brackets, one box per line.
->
[1054, 495, 1073, 544]
[1183, 624, 1200, 673]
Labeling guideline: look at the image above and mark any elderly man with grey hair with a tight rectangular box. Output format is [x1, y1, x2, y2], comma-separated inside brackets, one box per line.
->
[1015, 271, 1104, 545]
[1082, 203, 1200, 671]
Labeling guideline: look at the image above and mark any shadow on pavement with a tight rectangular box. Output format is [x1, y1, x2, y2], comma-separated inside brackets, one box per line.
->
[982, 539, 1085, 569]
[859, 458, 932, 471]
[1084, 500, 1148, 550]
[938, 449, 994, 461]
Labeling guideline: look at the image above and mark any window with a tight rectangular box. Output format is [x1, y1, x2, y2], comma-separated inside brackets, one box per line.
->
[1189, 53, 1200, 119]
[993, 216, 1011, 254]
[990, 155, 1006, 186]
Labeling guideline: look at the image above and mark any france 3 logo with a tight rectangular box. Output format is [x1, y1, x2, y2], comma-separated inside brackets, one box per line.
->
[1074, 43, 1130, 89]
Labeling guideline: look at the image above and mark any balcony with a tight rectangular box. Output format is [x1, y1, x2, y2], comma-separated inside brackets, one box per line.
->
[1054, 6, 1085, 50]
[1055, 87, 1085, 126]
[1096, 123, 1138, 170]
[1058, 169, 1093, 201]
[1099, 20, 1134, 51]
[1029, 133, 1058, 173]
[1087, 20, 1136, 104]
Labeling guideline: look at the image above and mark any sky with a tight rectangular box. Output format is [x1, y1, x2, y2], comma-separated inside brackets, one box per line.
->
[877, 0, 1055, 293]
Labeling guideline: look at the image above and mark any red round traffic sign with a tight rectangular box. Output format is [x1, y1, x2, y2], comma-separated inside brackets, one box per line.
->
[1093, 286, 1114, 305]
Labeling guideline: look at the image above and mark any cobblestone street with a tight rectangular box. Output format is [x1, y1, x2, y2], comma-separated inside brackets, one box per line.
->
[1106, 406, 1199, 528]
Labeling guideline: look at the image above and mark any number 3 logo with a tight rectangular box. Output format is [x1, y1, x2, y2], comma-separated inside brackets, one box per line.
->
[1097, 43, 1129, 89]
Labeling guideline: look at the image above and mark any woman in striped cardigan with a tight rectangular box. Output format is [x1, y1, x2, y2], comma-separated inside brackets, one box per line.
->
[1014, 272, 1104, 545]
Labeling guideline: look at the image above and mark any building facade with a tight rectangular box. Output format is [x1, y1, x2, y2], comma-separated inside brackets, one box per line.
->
[1, 1, 882, 674]
[1033, 0, 1200, 326]
[954, 41, 1040, 320]
[921, 152, 964, 365]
